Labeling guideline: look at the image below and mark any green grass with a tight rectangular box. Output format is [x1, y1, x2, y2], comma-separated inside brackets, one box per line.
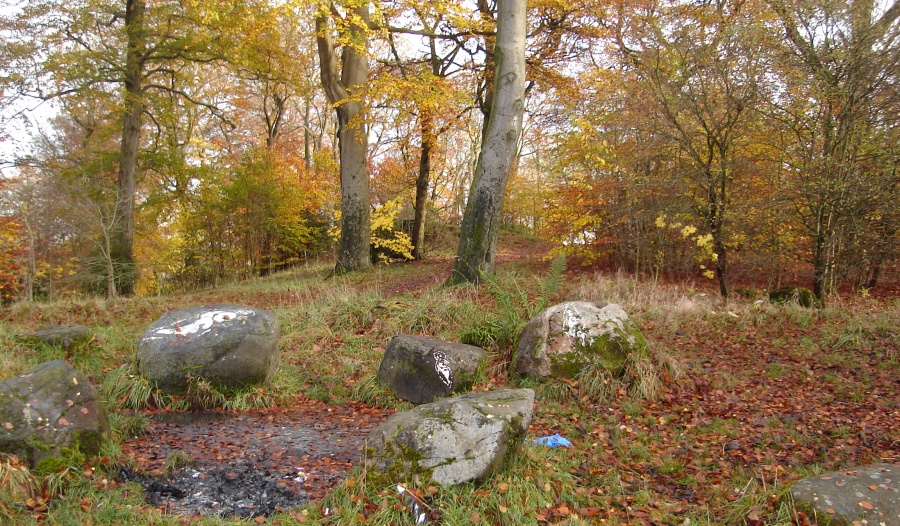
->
[0, 251, 896, 525]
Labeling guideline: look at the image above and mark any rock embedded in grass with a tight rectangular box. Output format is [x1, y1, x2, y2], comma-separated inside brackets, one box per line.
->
[377, 334, 487, 404]
[16, 324, 92, 351]
[137, 305, 279, 393]
[365, 388, 534, 486]
[0, 360, 109, 468]
[768, 286, 823, 308]
[789, 463, 899, 526]
[512, 301, 648, 380]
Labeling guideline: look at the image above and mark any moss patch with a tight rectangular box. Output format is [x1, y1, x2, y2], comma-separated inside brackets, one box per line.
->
[549, 325, 648, 378]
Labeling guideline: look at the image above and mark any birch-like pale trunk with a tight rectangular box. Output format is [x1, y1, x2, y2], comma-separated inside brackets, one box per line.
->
[316, 4, 371, 273]
[448, 0, 526, 284]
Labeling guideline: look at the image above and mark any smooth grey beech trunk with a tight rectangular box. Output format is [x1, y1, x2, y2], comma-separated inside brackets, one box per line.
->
[316, 4, 372, 273]
[448, 0, 526, 284]
[113, 0, 146, 296]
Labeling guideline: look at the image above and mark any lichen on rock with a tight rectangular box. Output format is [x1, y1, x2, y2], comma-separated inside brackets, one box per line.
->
[365, 389, 534, 486]
[513, 301, 648, 380]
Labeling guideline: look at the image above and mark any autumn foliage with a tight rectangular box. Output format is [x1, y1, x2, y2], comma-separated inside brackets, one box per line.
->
[0, 0, 896, 300]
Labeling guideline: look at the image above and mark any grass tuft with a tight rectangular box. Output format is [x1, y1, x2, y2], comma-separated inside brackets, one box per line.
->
[350, 374, 397, 409]
[0, 455, 42, 519]
[163, 451, 196, 474]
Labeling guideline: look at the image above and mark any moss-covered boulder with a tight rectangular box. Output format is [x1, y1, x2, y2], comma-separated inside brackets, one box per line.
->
[377, 335, 487, 405]
[16, 325, 92, 352]
[512, 301, 647, 380]
[365, 389, 534, 486]
[0, 360, 109, 468]
[769, 286, 823, 308]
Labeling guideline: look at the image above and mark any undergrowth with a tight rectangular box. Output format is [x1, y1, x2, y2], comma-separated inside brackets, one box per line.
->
[459, 255, 566, 358]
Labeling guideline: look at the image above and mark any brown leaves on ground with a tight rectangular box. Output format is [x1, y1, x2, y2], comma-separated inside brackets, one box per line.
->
[122, 397, 390, 502]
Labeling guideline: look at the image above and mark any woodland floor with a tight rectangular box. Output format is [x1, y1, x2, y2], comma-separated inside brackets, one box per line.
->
[115, 240, 553, 519]
[110, 238, 900, 524]
[2, 234, 877, 524]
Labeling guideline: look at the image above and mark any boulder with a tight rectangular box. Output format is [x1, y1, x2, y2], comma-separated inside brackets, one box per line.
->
[17, 325, 92, 351]
[0, 360, 109, 469]
[377, 335, 487, 404]
[366, 389, 534, 486]
[137, 305, 279, 392]
[512, 301, 647, 380]
[769, 286, 822, 308]
[789, 463, 899, 526]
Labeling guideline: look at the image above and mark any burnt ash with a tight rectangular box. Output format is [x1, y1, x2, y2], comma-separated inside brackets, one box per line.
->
[119, 463, 304, 518]
[120, 399, 391, 519]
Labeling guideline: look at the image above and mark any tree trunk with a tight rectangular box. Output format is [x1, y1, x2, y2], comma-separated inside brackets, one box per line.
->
[23, 216, 35, 302]
[412, 111, 434, 260]
[303, 99, 312, 169]
[316, 4, 371, 273]
[113, 0, 146, 296]
[448, 0, 526, 284]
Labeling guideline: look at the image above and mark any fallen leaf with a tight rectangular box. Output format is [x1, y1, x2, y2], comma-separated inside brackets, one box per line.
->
[859, 500, 874, 510]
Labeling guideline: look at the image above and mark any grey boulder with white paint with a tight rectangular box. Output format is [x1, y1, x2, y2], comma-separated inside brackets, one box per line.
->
[512, 301, 648, 380]
[377, 335, 487, 405]
[789, 463, 899, 526]
[0, 360, 109, 468]
[365, 388, 534, 486]
[137, 305, 279, 393]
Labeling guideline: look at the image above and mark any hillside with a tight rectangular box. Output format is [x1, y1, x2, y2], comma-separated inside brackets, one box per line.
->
[0, 236, 897, 525]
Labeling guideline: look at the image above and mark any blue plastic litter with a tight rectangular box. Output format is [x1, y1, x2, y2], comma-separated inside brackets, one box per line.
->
[532, 433, 572, 448]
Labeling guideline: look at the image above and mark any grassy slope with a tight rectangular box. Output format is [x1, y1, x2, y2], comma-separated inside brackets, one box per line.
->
[0, 239, 897, 525]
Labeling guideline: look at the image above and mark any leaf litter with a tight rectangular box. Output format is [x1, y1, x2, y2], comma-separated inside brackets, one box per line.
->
[120, 397, 389, 518]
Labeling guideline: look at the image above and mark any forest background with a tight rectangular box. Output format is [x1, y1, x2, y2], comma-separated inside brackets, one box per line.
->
[0, 0, 897, 304]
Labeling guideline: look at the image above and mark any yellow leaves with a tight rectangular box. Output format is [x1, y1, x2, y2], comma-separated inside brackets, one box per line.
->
[330, 198, 414, 262]
[370, 199, 404, 231]
[655, 214, 719, 274]
[695, 233, 713, 247]
[371, 198, 414, 262]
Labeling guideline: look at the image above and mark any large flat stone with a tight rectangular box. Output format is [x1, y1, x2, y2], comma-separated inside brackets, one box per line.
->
[790, 463, 899, 526]
[366, 389, 534, 486]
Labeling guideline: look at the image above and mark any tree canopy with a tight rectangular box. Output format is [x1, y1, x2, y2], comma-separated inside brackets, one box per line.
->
[0, 0, 897, 301]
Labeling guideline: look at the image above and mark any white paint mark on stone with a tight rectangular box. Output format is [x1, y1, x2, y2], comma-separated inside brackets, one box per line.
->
[433, 350, 453, 388]
[151, 310, 254, 339]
